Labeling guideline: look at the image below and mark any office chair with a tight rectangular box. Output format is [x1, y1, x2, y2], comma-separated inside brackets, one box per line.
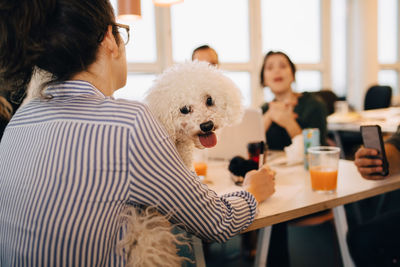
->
[364, 85, 392, 110]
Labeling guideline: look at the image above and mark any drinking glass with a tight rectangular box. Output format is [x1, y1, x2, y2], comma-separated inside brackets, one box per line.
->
[307, 146, 340, 193]
[193, 149, 208, 182]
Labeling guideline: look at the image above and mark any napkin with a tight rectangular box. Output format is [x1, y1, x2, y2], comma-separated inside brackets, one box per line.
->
[284, 134, 304, 165]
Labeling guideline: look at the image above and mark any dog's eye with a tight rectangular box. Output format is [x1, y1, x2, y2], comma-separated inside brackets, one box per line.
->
[206, 96, 214, 107]
[180, 106, 191, 114]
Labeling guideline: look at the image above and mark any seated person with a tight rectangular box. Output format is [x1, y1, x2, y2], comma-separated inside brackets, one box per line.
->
[260, 51, 328, 151]
[349, 127, 400, 266]
[260, 51, 329, 267]
[192, 45, 219, 67]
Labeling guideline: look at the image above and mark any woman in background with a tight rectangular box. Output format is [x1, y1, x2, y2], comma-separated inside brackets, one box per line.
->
[259, 51, 329, 267]
[260, 51, 328, 150]
[0, 1, 275, 266]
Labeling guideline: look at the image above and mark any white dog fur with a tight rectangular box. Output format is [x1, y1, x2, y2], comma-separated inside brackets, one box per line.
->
[145, 60, 244, 168]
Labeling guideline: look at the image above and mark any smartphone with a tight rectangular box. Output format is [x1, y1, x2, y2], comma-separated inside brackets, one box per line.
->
[360, 125, 389, 176]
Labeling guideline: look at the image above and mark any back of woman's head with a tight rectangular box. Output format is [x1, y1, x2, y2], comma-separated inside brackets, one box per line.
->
[0, 0, 117, 95]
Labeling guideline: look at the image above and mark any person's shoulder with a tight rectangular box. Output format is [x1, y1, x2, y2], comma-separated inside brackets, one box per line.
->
[102, 98, 156, 125]
[105, 98, 147, 113]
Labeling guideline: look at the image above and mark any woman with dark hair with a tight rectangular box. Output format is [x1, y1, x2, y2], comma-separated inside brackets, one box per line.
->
[260, 51, 328, 150]
[259, 51, 329, 267]
[0, 1, 275, 266]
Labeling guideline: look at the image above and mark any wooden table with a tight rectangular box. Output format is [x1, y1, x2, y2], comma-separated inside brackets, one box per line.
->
[194, 153, 400, 267]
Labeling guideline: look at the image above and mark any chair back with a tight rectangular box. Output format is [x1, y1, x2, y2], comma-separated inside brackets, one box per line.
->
[207, 108, 265, 160]
[364, 85, 392, 110]
[312, 90, 339, 115]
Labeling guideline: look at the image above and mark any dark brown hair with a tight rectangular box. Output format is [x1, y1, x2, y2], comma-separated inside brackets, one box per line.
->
[0, 0, 119, 97]
[260, 51, 296, 87]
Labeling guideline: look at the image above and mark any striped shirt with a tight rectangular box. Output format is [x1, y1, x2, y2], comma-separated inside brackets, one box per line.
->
[0, 81, 256, 267]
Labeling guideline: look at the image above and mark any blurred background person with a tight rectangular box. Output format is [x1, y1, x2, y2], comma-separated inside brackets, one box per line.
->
[260, 51, 328, 150]
[260, 51, 329, 267]
[192, 45, 219, 67]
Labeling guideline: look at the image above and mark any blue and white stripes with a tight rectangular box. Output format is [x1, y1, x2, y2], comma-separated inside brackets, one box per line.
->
[0, 80, 256, 266]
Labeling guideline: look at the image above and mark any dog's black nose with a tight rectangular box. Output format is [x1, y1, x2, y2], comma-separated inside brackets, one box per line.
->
[200, 121, 214, 132]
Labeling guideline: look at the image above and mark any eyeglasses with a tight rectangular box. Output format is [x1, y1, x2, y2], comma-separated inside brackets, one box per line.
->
[114, 23, 130, 46]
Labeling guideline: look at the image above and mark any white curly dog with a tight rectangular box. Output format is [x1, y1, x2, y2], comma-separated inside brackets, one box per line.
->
[118, 61, 245, 267]
[145, 60, 244, 168]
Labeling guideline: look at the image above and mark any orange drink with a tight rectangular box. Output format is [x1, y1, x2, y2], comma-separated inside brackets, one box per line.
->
[310, 166, 338, 192]
[194, 162, 207, 177]
[307, 146, 340, 194]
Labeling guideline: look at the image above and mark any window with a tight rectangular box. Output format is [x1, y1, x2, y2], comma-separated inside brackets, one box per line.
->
[113, 73, 156, 102]
[112, 0, 157, 63]
[171, 0, 249, 63]
[109, 0, 338, 107]
[261, 0, 321, 63]
[378, 0, 399, 96]
[261, 0, 326, 101]
[331, 0, 347, 97]
[378, 70, 398, 95]
[295, 71, 322, 92]
[378, 0, 398, 64]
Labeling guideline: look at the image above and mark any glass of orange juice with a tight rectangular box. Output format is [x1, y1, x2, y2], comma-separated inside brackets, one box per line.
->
[307, 146, 340, 193]
[193, 149, 208, 182]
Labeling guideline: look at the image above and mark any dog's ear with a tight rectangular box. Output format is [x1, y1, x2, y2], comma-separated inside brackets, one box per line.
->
[144, 85, 178, 142]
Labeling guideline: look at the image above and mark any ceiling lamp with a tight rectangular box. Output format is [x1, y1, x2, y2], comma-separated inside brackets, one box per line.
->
[153, 0, 183, 7]
[118, 0, 142, 21]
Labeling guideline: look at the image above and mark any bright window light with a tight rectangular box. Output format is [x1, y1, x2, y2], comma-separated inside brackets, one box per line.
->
[378, 0, 398, 64]
[171, 0, 249, 63]
[378, 70, 398, 95]
[262, 0, 321, 63]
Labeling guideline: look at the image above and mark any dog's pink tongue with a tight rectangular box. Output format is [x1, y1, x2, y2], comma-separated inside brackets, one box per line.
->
[199, 132, 217, 148]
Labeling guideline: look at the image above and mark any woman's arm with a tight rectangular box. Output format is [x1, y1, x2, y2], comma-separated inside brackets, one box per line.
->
[127, 104, 275, 242]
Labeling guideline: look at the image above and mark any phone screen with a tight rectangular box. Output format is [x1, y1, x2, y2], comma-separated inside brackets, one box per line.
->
[360, 125, 389, 176]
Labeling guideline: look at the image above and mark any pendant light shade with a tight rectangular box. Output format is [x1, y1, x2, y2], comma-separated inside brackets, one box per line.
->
[118, 0, 141, 21]
[152, 0, 183, 7]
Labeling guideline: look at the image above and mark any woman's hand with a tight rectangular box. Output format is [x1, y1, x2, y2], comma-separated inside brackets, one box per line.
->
[267, 101, 301, 138]
[243, 165, 275, 203]
[354, 147, 385, 180]
[267, 101, 296, 126]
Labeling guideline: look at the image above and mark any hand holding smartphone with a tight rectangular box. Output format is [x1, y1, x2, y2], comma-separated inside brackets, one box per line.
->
[360, 125, 389, 176]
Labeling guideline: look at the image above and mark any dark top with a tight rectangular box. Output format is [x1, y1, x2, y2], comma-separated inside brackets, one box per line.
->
[386, 126, 400, 151]
[261, 92, 328, 150]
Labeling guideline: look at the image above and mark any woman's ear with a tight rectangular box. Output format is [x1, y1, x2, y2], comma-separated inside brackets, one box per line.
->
[101, 25, 119, 58]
